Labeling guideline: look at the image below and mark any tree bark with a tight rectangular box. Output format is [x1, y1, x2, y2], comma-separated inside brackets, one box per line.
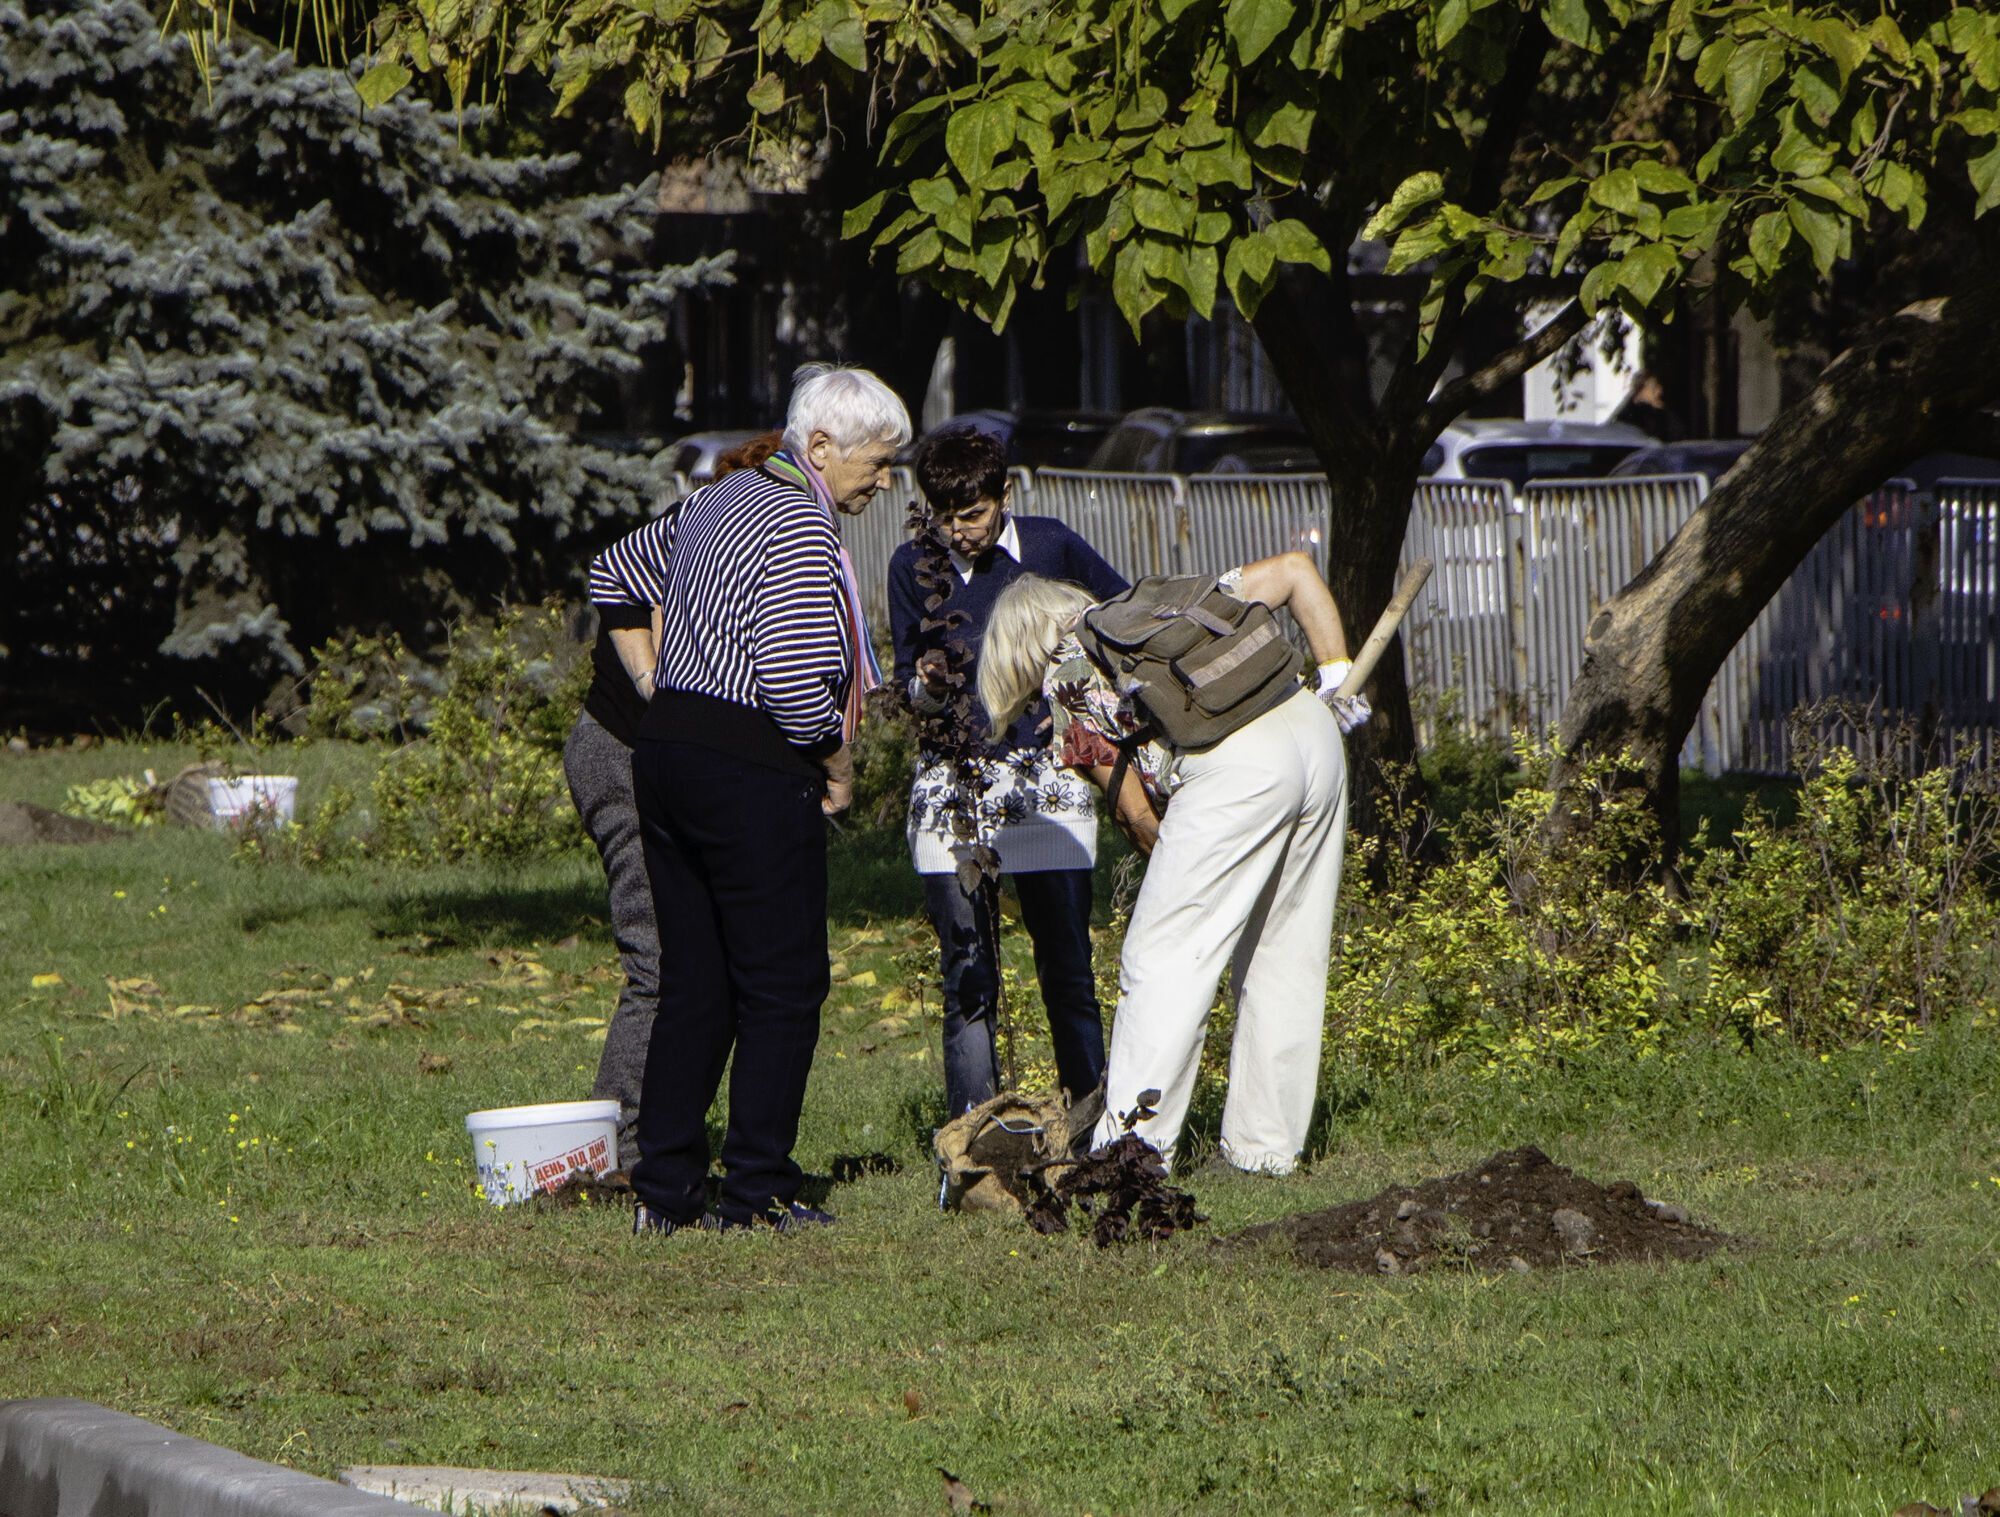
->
[1552, 260, 2000, 864]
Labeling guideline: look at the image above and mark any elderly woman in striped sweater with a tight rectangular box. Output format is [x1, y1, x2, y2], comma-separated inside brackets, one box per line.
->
[592, 363, 911, 1235]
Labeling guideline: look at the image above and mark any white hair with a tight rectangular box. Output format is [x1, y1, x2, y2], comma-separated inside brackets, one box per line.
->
[782, 363, 913, 456]
[979, 574, 1102, 731]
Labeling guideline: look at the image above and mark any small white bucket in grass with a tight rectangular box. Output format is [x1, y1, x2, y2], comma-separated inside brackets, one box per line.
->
[206, 775, 299, 829]
[466, 1100, 620, 1206]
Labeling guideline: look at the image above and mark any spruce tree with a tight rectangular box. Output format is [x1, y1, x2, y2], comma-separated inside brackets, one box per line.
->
[0, 0, 723, 722]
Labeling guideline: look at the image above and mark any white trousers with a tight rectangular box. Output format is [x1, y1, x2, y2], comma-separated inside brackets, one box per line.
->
[1089, 688, 1348, 1173]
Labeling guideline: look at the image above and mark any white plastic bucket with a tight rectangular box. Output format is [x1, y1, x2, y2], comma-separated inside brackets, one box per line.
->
[206, 775, 299, 828]
[465, 1099, 621, 1206]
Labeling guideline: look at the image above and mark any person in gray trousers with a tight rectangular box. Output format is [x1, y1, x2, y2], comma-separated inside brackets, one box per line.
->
[564, 607, 665, 1171]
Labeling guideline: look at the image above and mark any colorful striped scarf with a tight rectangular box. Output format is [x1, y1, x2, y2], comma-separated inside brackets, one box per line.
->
[765, 448, 883, 742]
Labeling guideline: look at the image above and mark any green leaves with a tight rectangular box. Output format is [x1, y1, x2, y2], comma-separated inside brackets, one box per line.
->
[1972, 141, 2000, 218]
[1543, 0, 1604, 53]
[1588, 167, 1640, 216]
[1225, 0, 1293, 64]
[1223, 229, 1278, 315]
[945, 100, 1017, 186]
[1747, 210, 1790, 275]
[1724, 36, 1785, 122]
[842, 190, 889, 240]
[1786, 196, 1840, 275]
[1361, 172, 1444, 241]
[354, 60, 412, 108]
[1264, 217, 1330, 271]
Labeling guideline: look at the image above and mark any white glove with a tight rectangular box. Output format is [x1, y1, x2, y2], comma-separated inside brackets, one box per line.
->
[1314, 660, 1371, 734]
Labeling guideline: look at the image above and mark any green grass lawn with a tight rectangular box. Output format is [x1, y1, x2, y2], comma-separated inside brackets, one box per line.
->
[4, 740, 1999, 1516]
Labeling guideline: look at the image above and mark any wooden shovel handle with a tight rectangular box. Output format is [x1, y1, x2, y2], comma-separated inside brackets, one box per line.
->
[1334, 558, 1433, 698]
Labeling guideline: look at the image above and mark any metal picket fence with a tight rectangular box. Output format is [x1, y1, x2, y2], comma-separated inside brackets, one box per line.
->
[828, 465, 2000, 776]
[1400, 480, 1522, 742]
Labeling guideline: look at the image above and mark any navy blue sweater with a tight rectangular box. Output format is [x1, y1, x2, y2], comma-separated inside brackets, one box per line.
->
[887, 515, 1128, 760]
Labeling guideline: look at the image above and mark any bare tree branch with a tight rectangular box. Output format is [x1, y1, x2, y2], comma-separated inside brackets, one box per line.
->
[1412, 297, 1589, 445]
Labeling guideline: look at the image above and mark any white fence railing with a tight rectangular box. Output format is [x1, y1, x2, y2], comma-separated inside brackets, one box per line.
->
[827, 468, 2000, 776]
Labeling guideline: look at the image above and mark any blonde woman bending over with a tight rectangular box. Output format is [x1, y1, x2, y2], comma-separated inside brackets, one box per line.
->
[980, 554, 1370, 1175]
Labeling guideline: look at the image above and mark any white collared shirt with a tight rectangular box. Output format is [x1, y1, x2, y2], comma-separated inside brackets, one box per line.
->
[948, 515, 1022, 583]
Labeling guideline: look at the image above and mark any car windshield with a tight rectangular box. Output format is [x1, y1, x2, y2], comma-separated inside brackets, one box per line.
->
[1460, 443, 1642, 488]
[1010, 421, 1115, 469]
[1089, 427, 1157, 471]
[1176, 428, 1307, 474]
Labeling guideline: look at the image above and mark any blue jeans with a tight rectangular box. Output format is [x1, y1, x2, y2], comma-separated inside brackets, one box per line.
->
[922, 869, 1105, 1116]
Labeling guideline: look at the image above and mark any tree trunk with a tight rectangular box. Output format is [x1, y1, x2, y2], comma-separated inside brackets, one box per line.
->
[1553, 263, 2000, 864]
[1248, 276, 1425, 767]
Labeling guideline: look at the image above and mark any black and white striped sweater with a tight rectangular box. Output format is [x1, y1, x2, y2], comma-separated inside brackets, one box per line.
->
[588, 462, 852, 768]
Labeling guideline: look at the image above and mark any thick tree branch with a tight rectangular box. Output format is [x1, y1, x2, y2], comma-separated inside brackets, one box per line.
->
[1551, 253, 2000, 865]
[1412, 297, 1588, 445]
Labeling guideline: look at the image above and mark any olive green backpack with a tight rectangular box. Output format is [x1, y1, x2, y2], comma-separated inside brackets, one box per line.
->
[1076, 574, 1302, 761]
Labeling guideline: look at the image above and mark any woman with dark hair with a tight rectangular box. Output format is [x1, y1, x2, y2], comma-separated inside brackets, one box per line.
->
[888, 426, 1130, 1118]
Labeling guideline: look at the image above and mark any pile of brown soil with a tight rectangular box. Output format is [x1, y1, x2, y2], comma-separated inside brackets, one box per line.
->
[0, 801, 122, 846]
[1235, 1145, 1731, 1274]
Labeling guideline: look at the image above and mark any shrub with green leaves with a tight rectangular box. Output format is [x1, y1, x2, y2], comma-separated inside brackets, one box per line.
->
[1324, 740, 2000, 1076]
[366, 604, 590, 864]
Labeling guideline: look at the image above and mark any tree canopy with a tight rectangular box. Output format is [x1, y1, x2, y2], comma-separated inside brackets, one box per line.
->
[285, 0, 2000, 350]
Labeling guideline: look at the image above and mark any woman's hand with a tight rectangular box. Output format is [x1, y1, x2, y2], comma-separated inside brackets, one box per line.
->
[822, 744, 855, 818]
[1089, 761, 1160, 858]
[1115, 797, 1160, 857]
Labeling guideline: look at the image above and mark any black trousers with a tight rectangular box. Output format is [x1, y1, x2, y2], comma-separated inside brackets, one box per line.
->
[629, 740, 829, 1225]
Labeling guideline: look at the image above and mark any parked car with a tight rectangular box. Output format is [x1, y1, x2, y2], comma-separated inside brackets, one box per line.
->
[920, 409, 1122, 470]
[1610, 439, 2000, 492]
[1087, 408, 1310, 475]
[666, 429, 768, 485]
[1203, 442, 1326, 474]
[1607, 438, 1756, 485]
[1421, 418, 1652, 489]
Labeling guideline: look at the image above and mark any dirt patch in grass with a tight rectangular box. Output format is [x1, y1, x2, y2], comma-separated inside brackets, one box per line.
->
[1235, 1145, 1732, 1273]
[0, 801, 122, 845]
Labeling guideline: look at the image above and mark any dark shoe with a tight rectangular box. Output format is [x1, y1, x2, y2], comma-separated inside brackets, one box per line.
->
[1066, 1083, 1107, 1158]
[708, 1201, 837, 1234]
[770, 1201, 836, 1233]
[633, 1202, 703, 1236]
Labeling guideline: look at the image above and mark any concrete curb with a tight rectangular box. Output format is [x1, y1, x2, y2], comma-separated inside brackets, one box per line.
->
[340, 1465, 632, 1511]
[0, 1398, 423, 1517]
